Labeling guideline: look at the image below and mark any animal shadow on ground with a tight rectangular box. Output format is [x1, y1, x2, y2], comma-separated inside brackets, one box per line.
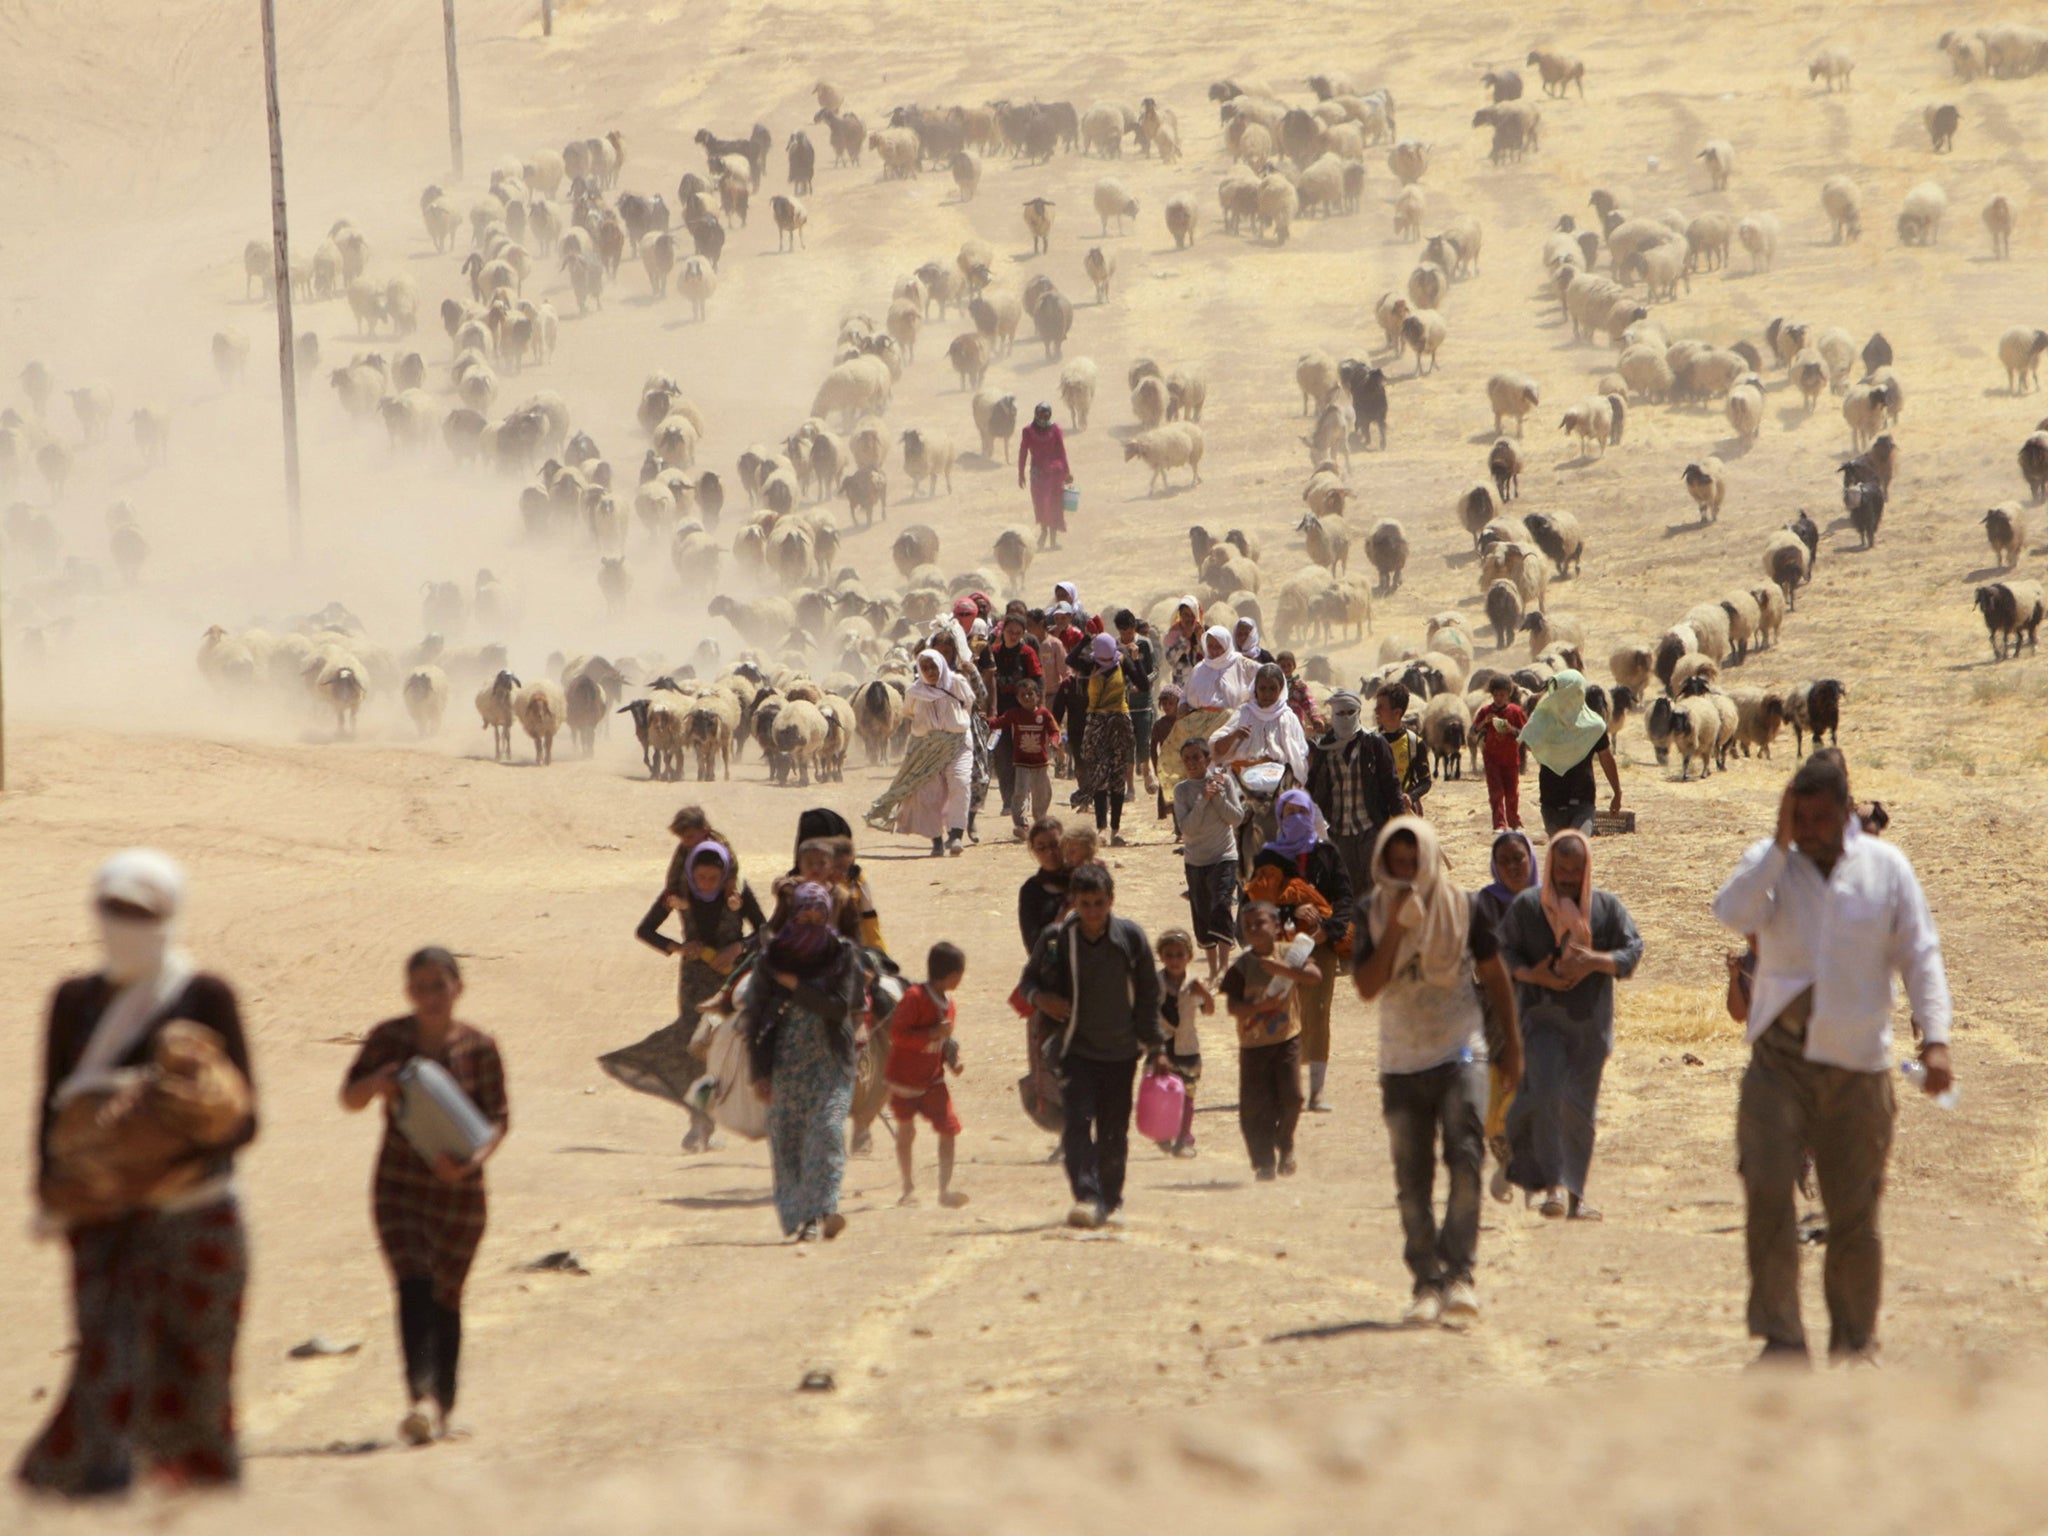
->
[1663, 519, 1713, 538]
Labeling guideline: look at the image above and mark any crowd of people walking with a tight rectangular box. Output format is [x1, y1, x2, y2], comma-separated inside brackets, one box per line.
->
[18, 582, 1959, 1500]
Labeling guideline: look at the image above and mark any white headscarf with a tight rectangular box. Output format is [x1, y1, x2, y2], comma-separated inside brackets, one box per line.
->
[1327, 689, 1363, 744]
[1186, 626, 1256, 709]
[1053, 581, 1079, 611]
[1234, 619, 1264, 656]
[57, 850, 197, 1105]
[908, 647, 964, 704]
[1366, 817, 1472, 988]
[1221, 665, 1309, 781]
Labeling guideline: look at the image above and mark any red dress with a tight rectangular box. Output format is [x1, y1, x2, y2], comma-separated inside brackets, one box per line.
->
[1017, 423, 1070, 532]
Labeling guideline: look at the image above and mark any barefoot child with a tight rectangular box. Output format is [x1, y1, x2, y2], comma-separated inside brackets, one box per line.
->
[1154, 929, 1213, 1156]
[1221, 903, 1320, 1180]
[887, 942, 969, 1207]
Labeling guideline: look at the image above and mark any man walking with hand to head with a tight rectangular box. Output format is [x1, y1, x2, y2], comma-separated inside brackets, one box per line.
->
[1713, 755, 1953, 1366]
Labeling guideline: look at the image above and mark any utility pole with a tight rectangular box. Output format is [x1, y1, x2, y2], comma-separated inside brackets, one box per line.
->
[260, 0, 303, 563]
[443, 0, 464, 179]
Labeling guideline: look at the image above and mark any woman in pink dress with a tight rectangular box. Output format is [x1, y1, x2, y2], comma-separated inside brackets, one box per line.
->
[1016, 403, 1073, 551]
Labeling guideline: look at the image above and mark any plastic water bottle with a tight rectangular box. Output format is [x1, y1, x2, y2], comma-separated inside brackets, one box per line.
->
[1899, 1058, 1959, 1111]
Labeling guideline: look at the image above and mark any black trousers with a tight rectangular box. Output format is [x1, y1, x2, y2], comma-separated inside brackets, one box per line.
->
[1061, 1055, 1137, 1212]
[1239, 1037, 1303, 1173]
[397, 1276, 463, 1411]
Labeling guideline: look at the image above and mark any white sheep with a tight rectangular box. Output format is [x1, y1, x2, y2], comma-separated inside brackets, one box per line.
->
[1255, 174, 1298, 243]
[1401, 310, 1447, 374]
[900, 427, 956, 495]
[1735, 212, 1779, 272]
[1093, 178, 1138, 235]
[1059, 358, 1098, 429]
[1898, 181, 1947, 246]
[1681, 601, 1733, 664]
[1720, 588, 1763, 661]
[1761, 529, 1811, 611]
[1725, 375, 1765, 442]
[1394, 186, 1425, 242]
[1560, 394, 1625, 456]
[1084, 246, 1117, 303]
[1682, 458, 1726, 521]
[1124, 423, 1205, 493]
[1809, 46, 1855, 91]
[1819, 175, 1862, 243]
[1998, 327, 2048, 394]
[1486, 372, 1540, 436]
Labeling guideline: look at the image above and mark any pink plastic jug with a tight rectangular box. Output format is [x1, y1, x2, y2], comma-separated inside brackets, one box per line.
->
[1135, 1069, 1185, 1143]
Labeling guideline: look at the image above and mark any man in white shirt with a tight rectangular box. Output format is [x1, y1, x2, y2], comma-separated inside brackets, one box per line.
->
[1712, 757, 1954, 1365]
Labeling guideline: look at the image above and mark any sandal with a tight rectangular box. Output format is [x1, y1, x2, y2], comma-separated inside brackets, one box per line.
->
[1567, 1196, 1602, 1222]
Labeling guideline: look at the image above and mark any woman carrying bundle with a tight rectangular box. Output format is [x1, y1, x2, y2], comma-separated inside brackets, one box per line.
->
[748, 883, 868, 1241]
[342, 948, 508, 1446]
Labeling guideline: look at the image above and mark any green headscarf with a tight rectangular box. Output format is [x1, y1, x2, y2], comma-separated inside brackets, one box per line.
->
[1517, 668, 1607, 776]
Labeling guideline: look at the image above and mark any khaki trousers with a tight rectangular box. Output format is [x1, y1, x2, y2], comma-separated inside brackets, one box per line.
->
[1736, 1022, 1896, 1357]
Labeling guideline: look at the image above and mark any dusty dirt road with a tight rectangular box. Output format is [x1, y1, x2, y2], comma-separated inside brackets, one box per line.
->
[5, 0, 2048, 1527]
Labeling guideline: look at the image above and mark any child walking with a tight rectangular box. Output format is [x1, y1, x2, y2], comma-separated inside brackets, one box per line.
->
[1472, 677, 1527, 831]
[1220, 903, 1320, 1180]
[1154, 929, 1213, 1157]
[887, 942, 970, 1207]
[1172, 736, 1245, 979]
[991, 677, 1062, 837]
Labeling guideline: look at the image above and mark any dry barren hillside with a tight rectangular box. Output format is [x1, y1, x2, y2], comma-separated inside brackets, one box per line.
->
[5, 0, 2048, 1527]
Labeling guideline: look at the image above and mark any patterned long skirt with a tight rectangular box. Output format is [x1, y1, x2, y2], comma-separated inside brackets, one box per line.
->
[765, 1004, 857, 1235]
[18, 1200, 247, 1497]
[597, 959, 727, 1105]
[1078, 711, 1135, 796]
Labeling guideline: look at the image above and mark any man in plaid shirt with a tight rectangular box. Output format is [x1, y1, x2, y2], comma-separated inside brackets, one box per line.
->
[1305, 689, 1404, 898]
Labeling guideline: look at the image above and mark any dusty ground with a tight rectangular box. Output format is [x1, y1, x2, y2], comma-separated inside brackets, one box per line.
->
[5, 0, 2048, 1527]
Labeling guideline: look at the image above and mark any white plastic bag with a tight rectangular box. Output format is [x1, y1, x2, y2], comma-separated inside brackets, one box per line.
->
[700, 1008, 768, 1141]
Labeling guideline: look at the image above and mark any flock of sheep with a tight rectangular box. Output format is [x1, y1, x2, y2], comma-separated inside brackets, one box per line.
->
[6, 25, 2045, 800]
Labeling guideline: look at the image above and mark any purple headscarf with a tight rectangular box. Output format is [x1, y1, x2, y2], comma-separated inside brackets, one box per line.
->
[1089, 632, 1119, 666]
[1266, 789, 1320, 859]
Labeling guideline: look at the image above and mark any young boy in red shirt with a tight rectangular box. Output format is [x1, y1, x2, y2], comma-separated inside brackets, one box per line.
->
[990, 677, 1062, 836]
[1473, 676, 1527, 831]
[887, 942, 969, 1207]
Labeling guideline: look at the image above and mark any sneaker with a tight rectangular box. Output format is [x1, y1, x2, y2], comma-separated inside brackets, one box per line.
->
[1277, 1155, 1297, 1177]
[400, 1407, 435, 1446]
[930, 838, 945, 858]
[946, 832, 964, 857]
[1442, 1280, 1480, 1319]
[1402, 1290, 1444, 1327]
[1307, 1096, 1335, 1114]
[795, 1221, 818, 1243]
[1067, 1201, 1101, 1229]
[1110, 832, 1128, 846]
[821, 1212, 846, 1240]
[1173, 1139, 1198, 1159]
